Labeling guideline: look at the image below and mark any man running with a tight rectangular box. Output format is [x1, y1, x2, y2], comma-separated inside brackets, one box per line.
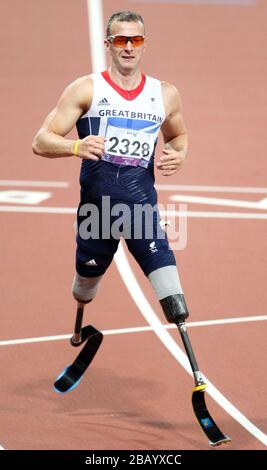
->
[32, 10, 189, 333]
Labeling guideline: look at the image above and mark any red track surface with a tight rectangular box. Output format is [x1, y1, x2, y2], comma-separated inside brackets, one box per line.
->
[1, 0, 267, 450]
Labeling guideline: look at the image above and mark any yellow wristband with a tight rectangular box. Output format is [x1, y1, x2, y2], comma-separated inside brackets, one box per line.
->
[74, 139, 80, 157]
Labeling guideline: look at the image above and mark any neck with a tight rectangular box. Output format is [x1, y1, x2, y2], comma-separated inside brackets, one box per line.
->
[108, 65, 142, 90]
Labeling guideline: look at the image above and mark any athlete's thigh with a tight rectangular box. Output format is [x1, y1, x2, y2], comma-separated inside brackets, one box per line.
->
[76, 236, 119, 277]
[125, 207, 176, 276]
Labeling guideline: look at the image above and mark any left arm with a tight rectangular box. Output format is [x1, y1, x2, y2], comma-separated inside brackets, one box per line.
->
[158, 81, 188, 176]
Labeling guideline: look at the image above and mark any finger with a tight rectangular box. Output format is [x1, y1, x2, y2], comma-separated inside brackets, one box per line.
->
[86, 141, 104, 152]
[162, 148, 173, 154]
[163, 169, 177, 176]
[159, 155, 178, 163]
[81, 154, 99, 161]
[92, 136, 106, 144]
[157, 161, 177, 168]
[157, 164, 177, 171]
[90, 147, 104, 158]
[90, 142, 105, 152]
[83, 136, 105, 147]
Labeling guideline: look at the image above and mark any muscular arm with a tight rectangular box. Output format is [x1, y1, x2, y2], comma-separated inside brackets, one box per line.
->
[32, 76, 104, 160]
[158, 82, 188, 176]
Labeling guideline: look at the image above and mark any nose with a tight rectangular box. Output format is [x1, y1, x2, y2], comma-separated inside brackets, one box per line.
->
[125, 39, 134, 51]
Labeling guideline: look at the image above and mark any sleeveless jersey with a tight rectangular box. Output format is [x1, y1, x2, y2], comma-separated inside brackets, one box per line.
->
[76, 72, 165, 204]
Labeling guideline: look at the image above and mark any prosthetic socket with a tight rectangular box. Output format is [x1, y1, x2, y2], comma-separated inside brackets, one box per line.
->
[160, 294, 189, 324]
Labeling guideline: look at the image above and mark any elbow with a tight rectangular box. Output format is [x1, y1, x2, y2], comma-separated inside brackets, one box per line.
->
[32, 141, 39, 156]
[32, 134, 43, 156]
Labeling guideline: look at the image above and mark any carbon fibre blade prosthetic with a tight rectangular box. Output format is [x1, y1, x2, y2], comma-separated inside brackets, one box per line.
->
[54, 325, 103, 393]
[177, 321, 231, 446]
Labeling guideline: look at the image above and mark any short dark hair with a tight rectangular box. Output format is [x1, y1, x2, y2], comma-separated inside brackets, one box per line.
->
[106, 11, 145, 37]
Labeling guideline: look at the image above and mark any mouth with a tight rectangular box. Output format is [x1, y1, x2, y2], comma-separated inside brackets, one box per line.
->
[121, 55, 135, 60]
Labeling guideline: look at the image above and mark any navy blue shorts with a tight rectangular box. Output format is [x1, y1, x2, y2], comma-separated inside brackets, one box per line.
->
[76, 199, 176, 278]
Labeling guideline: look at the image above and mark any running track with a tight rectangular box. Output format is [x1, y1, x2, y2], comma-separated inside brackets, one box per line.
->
[0, 0, 267, 450]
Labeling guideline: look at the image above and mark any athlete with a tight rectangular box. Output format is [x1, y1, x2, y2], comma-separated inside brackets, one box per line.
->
[32, 10, 189, 333]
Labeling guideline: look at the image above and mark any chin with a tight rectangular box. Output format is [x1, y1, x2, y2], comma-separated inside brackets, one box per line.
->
[120, 64, 135, 72]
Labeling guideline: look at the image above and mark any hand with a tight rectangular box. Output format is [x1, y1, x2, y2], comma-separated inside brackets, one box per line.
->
[156, 148, 186, 176]
[75, 135, 105, 160]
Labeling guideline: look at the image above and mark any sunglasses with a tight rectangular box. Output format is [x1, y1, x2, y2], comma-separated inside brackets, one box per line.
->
[107, 35, 145, 48]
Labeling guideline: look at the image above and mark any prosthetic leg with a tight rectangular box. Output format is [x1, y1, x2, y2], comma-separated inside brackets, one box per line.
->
[160, 294, 231, 446]
[70, 302, 85, 345]
[54, 275, 103, 393]
[70, 301, 100, 348]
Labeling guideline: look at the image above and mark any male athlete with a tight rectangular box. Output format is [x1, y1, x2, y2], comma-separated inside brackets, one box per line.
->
[32, 11, 189, 335]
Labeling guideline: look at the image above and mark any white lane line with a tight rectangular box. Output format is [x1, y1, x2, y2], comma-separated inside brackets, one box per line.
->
[1, 315, 267, 347]
[0, 180, 69, 188]
[170, 194, 267, 211]
[115, 244, 267, 447]
[164, 210, 267, 220]
[86, 0, 105, 72]
[181, 315, 267, 327]
[0, 190, 52, 205]
[0, 206, 76, 214]
[1, 205, 267, 220]
[156, 184, 267, 194]
[0, 334, 71, 347]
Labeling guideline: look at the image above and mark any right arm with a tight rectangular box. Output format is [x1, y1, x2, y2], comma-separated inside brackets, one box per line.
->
[32, 76, 105, 160]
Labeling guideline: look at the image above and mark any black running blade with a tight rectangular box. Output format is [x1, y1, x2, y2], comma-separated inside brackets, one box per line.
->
[192, 385, 231, 446]
[54, 326, 103, 394]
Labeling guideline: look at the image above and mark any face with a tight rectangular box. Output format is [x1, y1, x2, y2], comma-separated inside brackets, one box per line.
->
[105, 21, 146, 73]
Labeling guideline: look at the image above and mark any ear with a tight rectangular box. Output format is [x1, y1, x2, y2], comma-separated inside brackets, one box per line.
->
[104, 39, 110, 50]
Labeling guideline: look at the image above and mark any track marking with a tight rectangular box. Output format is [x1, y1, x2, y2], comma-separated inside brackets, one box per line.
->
[0, 180, 69, 188]
[1, 204, 267, 219]
[156, 184, 267, 194]
[164, 210, 267, 219]
[4, 182, 264, 192]
[170, 194, 267, 210]
[0, 190, 51, 205]
[0, 206, 76, 214]
[1, 315, 266, 347]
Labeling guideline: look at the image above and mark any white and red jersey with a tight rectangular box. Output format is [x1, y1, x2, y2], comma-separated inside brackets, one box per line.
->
[76, 71, 165, 169]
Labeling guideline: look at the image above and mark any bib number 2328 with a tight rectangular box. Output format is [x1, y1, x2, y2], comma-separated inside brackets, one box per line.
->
[108, 136, 150, 158]
[105, 125, 154, 165]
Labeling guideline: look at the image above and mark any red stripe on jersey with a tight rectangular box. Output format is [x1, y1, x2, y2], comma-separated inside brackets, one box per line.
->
[101, 70, 146, 100]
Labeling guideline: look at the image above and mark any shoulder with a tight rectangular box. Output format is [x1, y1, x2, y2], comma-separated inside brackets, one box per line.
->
[66, 74, 93, 89]
[161, 81, 182, 116]
[161, 80, 181, 101]
[161, 80, 179, 98]
[64, 74, 93, 95]
[58, 75, 93, 112]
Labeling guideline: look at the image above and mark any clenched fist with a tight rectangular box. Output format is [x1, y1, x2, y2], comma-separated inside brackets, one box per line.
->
[74, 135, 105, 160]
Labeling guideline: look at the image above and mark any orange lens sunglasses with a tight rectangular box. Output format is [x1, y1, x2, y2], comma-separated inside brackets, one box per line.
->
[107, 35, 145, 48]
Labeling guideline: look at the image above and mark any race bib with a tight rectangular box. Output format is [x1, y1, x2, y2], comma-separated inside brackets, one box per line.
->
[103, 125, 154, 168]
